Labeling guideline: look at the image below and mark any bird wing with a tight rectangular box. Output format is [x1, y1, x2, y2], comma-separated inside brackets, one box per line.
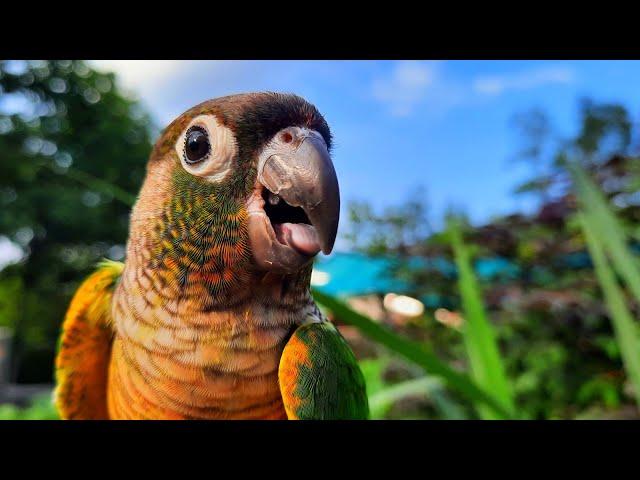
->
[54, 260, 123, 419]
[278, 320, 369, 420]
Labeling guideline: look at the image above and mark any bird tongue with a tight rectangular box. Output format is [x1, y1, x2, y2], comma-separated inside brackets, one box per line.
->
[273, 223, 322, 256]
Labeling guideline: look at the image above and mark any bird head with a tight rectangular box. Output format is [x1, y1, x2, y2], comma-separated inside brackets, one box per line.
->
[129, 93, 339, 299]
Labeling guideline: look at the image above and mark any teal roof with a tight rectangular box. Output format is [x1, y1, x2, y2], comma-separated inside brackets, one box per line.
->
[313, 252, 408, 297]
[313, 251, 521, 302]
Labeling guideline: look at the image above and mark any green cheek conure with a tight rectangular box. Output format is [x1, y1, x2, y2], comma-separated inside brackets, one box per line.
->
[54, 92, 369, 420]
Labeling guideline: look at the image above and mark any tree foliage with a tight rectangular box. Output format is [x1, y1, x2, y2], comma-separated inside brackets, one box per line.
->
[0, 60, 154, 381]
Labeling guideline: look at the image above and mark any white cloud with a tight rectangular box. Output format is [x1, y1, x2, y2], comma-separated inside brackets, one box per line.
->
[473, 66, 575, 96]
[90, 60, 198, 94]
[89, 60, 281, 124]
[372, 61, 438, 116]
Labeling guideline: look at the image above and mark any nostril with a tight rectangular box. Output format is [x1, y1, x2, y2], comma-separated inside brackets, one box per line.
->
[281, 132, 293, 144]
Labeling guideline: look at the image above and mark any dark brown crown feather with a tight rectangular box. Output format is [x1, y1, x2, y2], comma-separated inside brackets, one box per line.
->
[150, 92, 332, 163]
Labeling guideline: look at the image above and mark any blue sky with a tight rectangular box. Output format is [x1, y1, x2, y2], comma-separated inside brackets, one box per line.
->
[90, 60, 640, 232]
[2, 60, 640, 267]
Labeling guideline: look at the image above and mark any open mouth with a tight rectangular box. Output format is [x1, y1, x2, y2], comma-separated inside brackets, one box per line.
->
[260, 186, 322, 257]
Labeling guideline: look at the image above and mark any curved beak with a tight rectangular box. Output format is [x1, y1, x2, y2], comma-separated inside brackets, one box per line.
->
[258, 127, 340, 255]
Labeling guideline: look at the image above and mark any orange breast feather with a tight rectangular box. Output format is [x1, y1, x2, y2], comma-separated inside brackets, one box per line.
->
[54, 260, 123, 420]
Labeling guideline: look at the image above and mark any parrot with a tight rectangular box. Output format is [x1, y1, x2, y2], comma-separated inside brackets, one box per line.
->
[54, 92, 369, 420]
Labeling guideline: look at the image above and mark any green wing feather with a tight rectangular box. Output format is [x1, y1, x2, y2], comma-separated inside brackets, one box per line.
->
[278, 321, 369, 420]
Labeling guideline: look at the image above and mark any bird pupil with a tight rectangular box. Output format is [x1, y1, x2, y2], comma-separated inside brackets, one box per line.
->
[185, 128, 210, 163]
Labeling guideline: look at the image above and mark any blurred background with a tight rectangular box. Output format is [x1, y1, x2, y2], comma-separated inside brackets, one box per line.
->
[1, 59, 640, 419]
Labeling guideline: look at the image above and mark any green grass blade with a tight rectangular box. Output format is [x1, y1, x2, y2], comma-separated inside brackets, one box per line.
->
[368, 376, 469, 419]
[368, 376, 443, 419]
[447, 219, 516, 419]
[579, 212, 640, 407]
[569, 163, 640, 306]
[312, 289, 513, 419]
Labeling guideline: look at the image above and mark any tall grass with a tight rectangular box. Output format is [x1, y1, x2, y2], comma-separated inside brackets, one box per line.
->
[447, 218, 516, 419]
[579, 213, 640, 407]
[312, 289, 514, 418]
[313, 216, 519, 419]
[570, 163, 640, 406]
[368, 376, 446, 419]
[570, 163, 640, 306]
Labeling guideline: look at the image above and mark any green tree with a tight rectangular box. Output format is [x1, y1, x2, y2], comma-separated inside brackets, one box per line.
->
[344, 187, 432, 256]
[0, 60, 154, 382]
[510, 108, 555, 203]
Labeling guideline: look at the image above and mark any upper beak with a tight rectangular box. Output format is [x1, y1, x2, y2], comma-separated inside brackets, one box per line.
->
[258, 127, 340, 255]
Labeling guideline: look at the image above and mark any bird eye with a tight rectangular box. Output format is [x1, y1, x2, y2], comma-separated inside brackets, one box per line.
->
[183, 126, 211, 164]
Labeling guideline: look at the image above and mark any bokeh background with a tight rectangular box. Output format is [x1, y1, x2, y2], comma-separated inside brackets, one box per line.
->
[1, 60, 640, 419]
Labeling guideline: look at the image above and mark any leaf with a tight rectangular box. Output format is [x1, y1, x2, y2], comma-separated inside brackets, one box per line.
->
[447, 218, 516, 419]
[578, 212, 640, 407]
[569, 163, 640, 306]
[368, 376, 443, 419]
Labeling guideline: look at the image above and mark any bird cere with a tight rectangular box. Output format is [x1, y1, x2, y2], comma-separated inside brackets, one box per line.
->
[54, 93, 369, 420]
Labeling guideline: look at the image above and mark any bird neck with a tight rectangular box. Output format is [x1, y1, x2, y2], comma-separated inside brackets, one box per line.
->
[128, 161, 314, 309]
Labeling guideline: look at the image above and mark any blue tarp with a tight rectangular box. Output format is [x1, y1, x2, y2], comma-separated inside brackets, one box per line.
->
[312, 252, 409, 297]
